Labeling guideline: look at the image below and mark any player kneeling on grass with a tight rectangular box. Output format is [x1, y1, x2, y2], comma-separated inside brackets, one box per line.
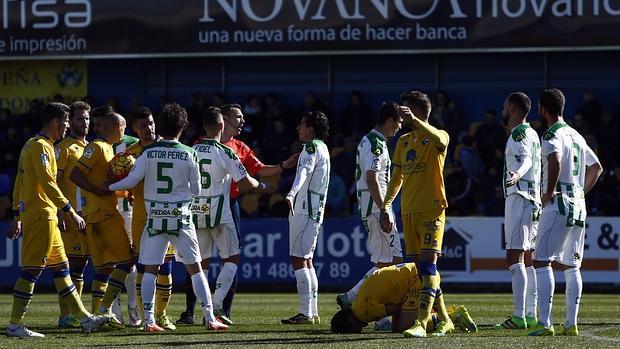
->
[331, 263, 477, 335]
[108, 103, 228, 333]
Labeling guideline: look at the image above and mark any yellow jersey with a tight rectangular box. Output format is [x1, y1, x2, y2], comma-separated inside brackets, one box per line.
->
[392, 129, 448, 213]
[351, 263, 421, 323]
[55, 136, 88, 209]
[75, 138, 117, 223]
[125, 141, 146, 221]
[12, 134, 71, 221]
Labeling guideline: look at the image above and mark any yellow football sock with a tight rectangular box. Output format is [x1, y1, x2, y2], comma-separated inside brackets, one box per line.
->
[155, 273, 172, 317]
[10, 271, 38, 325]
[59, 294, 71, 318]
[54, 270, 90, 320]
[70, 264, 86, 296]
[91, 273, 109, 313]
[433, 288, 450, 322]
[418, 274, 439, 329]
[100, 265, 130, 311]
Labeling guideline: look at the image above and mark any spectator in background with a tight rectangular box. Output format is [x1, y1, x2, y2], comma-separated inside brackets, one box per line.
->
[338, 90, 374, 141]
[241, 95, 265, 147]
[264, 93, 284, 122]
[331, 136, 357, 195]
[327, 173, 349, 217]
[570, 113, 590, 135]
[474, 109, 506, 170]
[212, 93, 226, 107]
[458, 134, 484, 185]
[186, 91, 208, 143]
[593, 110, 619, 167]
[23, 99, 44, 132]
[577, 91, 603, 129]
[106, 95, 121, 113]
[445, 160, 475, 216]
[299, 91, 329, 125]
[431, 90, 460, 142]
[0, 125, 24, 175]
[259, 118, 295, 165]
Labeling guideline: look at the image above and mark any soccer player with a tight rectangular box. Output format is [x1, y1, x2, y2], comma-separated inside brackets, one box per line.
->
[124, 107, 176, 329]
[70, 111, 135, 328]
[109, 103, 228, 332]
[54, 101, 91, 329]
[177, 103, 298, 324]
[111, 114, 139, 326]
[192, 107, 262, 325]
[7, 102, 110, 338]
[337, 102, 404, 331]
[494, 92, 541, 330]
[281, 111, 330, 325]
[331, 263, 477, 334]
[528, 88, 603, 337]
[380, 91, 453, 337]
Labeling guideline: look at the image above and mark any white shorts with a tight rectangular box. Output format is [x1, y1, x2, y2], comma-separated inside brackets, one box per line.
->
[289, 214, 321, 259]
[363, 212, 403, 264]
[196, 223, 240, 260]
[533, 208, 585, 268]
[504, 195, 539, 251]
[139, 223, 201, 266]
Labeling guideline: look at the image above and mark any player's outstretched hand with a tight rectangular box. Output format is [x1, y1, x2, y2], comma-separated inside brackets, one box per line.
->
[379, 210, 393, 233]
[285, 195, 294, 216]
[7, 218, 21, 240]
[282, 152, 301, 169]
[505, 171, 520, 187]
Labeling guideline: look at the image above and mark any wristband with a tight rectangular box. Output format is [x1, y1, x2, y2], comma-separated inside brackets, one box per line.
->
[258, 182, 267, 190]
[61, 203, 73, 213]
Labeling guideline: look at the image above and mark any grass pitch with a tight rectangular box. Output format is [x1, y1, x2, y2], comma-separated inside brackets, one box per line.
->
[0, 292, 618, 348]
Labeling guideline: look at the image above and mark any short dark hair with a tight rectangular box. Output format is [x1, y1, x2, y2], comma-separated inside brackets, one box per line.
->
[41, 102, 69, 126]
[202, 106, 224, 130]
[90, 105, 114, 119]
[69, 101, 91, 118]
[220, 103, 242, 117]
[539, 88, 565, 116]
[401, 90, 431, 117]
[157, 103, 188, 138]
[377, 101, 400, 125]
[302, 111, 329, 140]
[130, 106, 153, 125]
[331, 309, 361, 333]
[507, 92, 531, 116]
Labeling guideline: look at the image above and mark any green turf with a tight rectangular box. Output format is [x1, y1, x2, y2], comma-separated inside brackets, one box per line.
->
[1, 293, 619, 348]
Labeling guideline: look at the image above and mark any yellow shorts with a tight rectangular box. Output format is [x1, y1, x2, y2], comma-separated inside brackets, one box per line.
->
[60, 218, 89, 257]
[401, 284, 421, 312]
[402, 208, 445, 257]
[132, 216, 175, 257]
[21, 220, 68, 269]
[86, 211, 133, 267]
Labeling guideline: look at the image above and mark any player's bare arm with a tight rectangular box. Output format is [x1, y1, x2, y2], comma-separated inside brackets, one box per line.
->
[380, 166, 403, 233]
[70, 166, 114, 197]
[584, 162, 603, 194]
[542, 152, 561, 205]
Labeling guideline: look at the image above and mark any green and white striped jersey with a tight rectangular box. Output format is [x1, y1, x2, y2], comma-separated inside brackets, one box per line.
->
[355, 129, 390, 218]
[503, 123, 541, 204]
[191, 139, 248, 229]
[130, 140, 200, 233]
[542, 122, 599, 226]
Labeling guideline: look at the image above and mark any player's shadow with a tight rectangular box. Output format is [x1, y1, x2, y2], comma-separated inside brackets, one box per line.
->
[92, 336, 380, 347]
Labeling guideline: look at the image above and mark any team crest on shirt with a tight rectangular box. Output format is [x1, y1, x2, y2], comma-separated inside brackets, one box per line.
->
[40, 153, 50, 167]
[83, 147, 94, 159]
[406, 149, 417, 162]
[54, 147, 60, 160]
[422, 138, 430, 146]
[572, 253, 581, 261]
[237, 163, 247, 175]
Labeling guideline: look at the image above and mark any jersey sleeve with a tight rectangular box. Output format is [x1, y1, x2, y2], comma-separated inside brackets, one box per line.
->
[32, 142, 70, 210]
[225, 154, 249, 183]
[242, 146, 265, 176]
[76, 143, 102, 174]
[584, 144, 600, 167]
[543, 136, 563, 158]
[512, 137, 533, 177]
[359, 142, 380, 173]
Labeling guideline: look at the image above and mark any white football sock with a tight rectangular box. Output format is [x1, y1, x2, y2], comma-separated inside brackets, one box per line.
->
[525, 266, 538, 318]
[347, 267, 377, 303]
[112, 294, 122, 318]
[213, 262, 238, 310]
[509, 262, 527, 318]
[125, 265, 138, 308]
[141, 272, 157, 325]
[294, 268, 311, 317]
[192, 271, 215, 322]
[536, 266, 554, 328]
[564, 267, 582, 328]
[309, 267, 319, 318]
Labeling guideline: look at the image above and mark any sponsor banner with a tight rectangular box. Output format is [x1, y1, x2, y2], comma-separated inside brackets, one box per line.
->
[0, 60, 87, 113]
[1, 1, 620, 59]
[0, 217, 618, 287]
